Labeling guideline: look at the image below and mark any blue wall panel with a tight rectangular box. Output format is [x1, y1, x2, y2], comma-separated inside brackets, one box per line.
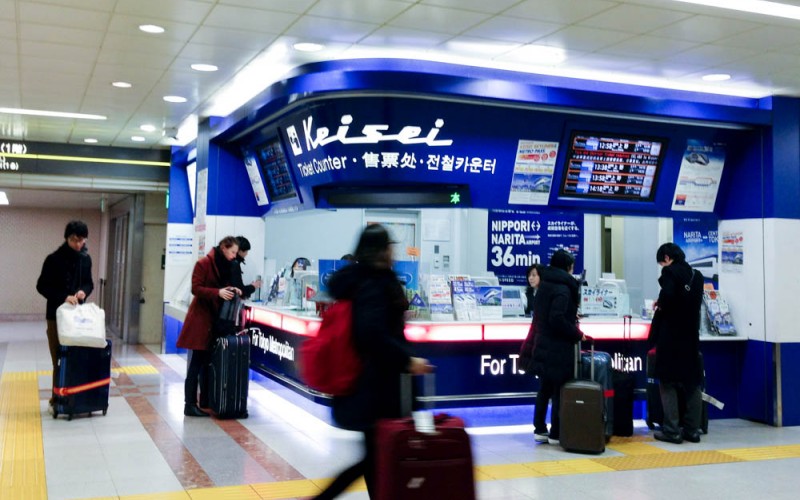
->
[738, 339, 773, 424]
[780, 342, 800, 426]
[768, 97, 800, 219]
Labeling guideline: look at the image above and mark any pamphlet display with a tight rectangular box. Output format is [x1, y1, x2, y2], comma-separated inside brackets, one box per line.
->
[428, 275, 454, 321]
[451, 279, 480, 321]
[475, 286, 503, 320]
[703, 290, 735, 335]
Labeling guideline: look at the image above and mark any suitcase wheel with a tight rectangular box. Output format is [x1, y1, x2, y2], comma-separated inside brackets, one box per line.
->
[52, 410, 58, 419]
[67, 413, 73, 421]
[102, 408, 107, 416]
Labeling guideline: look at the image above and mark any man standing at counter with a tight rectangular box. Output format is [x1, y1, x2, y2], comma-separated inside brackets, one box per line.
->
[649, 242, 705, 444]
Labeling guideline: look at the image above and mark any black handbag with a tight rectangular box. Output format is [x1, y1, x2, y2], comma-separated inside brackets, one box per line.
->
[214, 294, 242, 339]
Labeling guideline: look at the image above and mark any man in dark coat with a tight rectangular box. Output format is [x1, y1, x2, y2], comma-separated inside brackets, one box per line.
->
[231, 236, 262, 299]
[648, 242, 705, 444]
[529, 250, 584, 445]
[36, 220, 94, 413]
[313, 224, 432, 500]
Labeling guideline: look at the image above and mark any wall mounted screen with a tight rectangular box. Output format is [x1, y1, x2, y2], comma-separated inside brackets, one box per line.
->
[559, 131, 668, 202]
[255, 138, 298, 202]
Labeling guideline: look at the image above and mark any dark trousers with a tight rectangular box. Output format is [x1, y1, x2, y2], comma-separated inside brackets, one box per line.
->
[46, 319, 60, 404]
[659, 381, 702, 437]
[313, 428, 376, 499]
[533, 377, 554, 435]
[184, 349, 211, 406]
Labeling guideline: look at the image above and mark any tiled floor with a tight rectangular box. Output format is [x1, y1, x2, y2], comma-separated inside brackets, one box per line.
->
[2, 320, 800, 499]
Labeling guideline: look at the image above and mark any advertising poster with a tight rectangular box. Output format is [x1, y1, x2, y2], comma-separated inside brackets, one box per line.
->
[244, 154, 269, 206]
[487, 210, 583, 285]
[673, 216, 719, 282]
[507, 139, 559, 205]
[721, 231, 744, 273]
[672, 140, 726, 212]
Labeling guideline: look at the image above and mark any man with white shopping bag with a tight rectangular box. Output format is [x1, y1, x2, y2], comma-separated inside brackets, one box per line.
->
[36, 220, 94, 414]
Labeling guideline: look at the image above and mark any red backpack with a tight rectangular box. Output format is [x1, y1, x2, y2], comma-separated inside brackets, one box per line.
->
[300, 300, 363, 395]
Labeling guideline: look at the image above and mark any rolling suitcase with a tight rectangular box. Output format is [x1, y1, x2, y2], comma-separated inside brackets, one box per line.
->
[560, 338, 606, 454]
[208, 331, 250, 419]
[52, 340, 112, 421]
[580, 349, 613, 440]
[645, 349, 708, 434]
[375, 375, 476, 500]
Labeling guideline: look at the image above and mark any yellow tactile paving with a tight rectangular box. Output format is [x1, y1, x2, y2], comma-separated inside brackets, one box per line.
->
[718, 444, 800, 461]
[251, 479, 323, 499]
[0, 372, 47, 500]
[479, 462, 545, 479]
[112, 365, 159, 375]
[118, 493, 191, 500]
[595, 450, 743, 471]
[186, 484, 261, 499]
[526, 458, 615, 476]
[607, 442, 670, 456]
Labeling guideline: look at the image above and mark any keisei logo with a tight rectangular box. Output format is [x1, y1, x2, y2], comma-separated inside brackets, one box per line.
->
[285, 114, 453, 157]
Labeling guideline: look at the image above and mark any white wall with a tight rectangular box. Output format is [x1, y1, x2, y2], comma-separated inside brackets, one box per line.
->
[763, 219, 799, 343]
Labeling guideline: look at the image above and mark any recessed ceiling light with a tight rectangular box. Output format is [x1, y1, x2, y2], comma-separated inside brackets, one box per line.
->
[140, 124, 157, 132]
[131, 136, 146, 142]
[84, 138, 98, 144]
[0, 191, 9, 205]
[163, 95, 187, 103]
[702, 73, 731, 82]
[191, 63, 218, 72]
[112, 81, 132, 88]
[0, 107, 106, 120]
[293, 42, 325, 52]
[139, 24, 165, 34]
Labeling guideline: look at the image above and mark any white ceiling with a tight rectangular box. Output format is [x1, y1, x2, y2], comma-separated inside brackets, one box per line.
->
[0, 187, 128, 209]
[2, 0, 800, 151]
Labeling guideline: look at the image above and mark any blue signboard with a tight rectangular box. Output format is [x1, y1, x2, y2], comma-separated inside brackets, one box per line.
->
[673, 215, 719, 282]
[487, 210, 584, 285]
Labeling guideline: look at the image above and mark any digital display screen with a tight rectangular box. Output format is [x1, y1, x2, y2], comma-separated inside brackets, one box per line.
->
[255, 138, 297, 202]
[559, 131, 668, 202]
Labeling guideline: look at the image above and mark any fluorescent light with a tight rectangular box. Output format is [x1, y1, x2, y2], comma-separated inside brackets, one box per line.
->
[163, 95, 187, 103]
[139, 24, 165, 34]
[670, 0, 800, 20]
[112, 81, 132, 88]
[131, 136, 146, 142]
[191, 63, 218, 72]
[84, 138, 98, 144]
[140, 124, 157, 132]
[0, 191, 8, 205]
[702, 73, 731, 81]
[293, 42, 325, 52]
[516, 44, 566, 64]
[0, 107, 106, 120]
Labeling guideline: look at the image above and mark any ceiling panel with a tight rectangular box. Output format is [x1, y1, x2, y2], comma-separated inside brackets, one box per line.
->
[309, 0, 413, 23]
[421, 0, 521, 15]
[505, 0, 619, 24]
[204, 5, 299, 33]
[648, 15, 763, 44]
[285, 16, 380, 44]
[189, 26, 278, 51]
[463, 16, 562, 44]
[578, 4, 692, 34]
[532, 26, 634, 52]
[18, 2, 111, 29]
[218, 0, 318, 15]
[114, 0, 214, 24]
[388, 4, 489, 35]
[18, 23, 105, 47]
[358, 26, 451, 49]
[603, 35, 699, 59]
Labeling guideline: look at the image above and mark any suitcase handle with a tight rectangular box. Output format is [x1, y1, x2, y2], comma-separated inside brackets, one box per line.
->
[575, 336, 595, 381]
[400, 373, 435, 417]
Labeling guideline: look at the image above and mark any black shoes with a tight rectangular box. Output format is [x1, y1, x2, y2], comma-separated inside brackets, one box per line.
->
[682, 431, 701, 443]
[654, 431, 683, 444]
[184, 404, 210, 417]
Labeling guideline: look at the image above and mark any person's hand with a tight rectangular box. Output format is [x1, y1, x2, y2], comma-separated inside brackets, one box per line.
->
[232, 287, 243, 296]
[75, 290, 86, 301]
[65, 295, 79, 305]
[408, 357, 434, 375]
[219, 288, 235, 300]
[252, 279, 263, 289]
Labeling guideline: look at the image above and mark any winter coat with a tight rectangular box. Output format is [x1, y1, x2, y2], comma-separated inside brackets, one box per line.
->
[529, 267, 583, 384]
[327, 262, 413, 431]
[648, 260, 704, 385]
[176, 248, 231, 351]
[36, 243, 94, 320]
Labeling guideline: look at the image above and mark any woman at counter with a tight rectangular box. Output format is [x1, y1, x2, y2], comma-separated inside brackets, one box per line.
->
[519, 263, 547, 442]
[176, 236, 241, 417]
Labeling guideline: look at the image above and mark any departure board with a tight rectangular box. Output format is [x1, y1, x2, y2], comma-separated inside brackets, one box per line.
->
[256, 138, 298, 202]
[559, 131, 667, 202]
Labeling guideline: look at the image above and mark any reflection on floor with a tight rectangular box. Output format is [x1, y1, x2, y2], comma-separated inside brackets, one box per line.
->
[2, 321, 799, 500]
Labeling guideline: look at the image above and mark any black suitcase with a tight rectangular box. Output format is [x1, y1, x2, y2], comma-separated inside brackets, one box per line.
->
[560, 338, 605, 454]
[53, 340, 112, 421]
[209, 331, 250, 419]
[580, 350, 614, 440]
[645, 349, 708, 433]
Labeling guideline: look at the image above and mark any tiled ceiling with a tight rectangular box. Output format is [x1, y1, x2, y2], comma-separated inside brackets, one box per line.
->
[2, 0, 800, 152]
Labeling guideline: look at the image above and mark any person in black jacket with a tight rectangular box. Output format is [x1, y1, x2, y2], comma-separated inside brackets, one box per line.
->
[528, 250, 584, 445]
[313, 224, 433, 500]
[648, 243, 704, 444]
[231, 236, 262, 299]
[36, 220, 94, 414]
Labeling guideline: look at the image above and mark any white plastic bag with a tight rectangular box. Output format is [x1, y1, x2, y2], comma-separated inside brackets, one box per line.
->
[56, 302, 107, 348]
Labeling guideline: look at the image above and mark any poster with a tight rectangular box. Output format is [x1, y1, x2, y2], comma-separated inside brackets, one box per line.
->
[720, 231, 744, 273]
[507, 140, 559, 205]
[244, 154, 269, 206]
[673, 216, 719, 282]
[672, 140, 726, 212]
[487, 210, 583, 285]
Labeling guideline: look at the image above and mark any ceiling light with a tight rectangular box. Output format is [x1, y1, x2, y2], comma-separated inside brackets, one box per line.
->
[293, 42, 325, 52]
[0, 107, 106, 120]
[516, 45, 566, 64]
[191, 63, 218, 72]
[163, 95, 187, 103]
[112, 81, 132, 88]
[140, 124, 157, 132]
[702, 73, 731, 82]
[84, 138, 98, 144]
[670, 0, 800, 20]
[0, 191, 8, 205]
[139, 24, 165, 34]
[131, 136, 146, 142]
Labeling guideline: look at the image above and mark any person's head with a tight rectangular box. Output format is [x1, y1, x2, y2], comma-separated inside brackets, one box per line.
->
[236, 236, 251, 258]
[526, 263, 544, 289]
[340, 253, 356, 262]
[550, 249, 575, 273]
[354, 224, 395, 269]
[290, 257, 311, 277]
[656, 242, 685, 267]
[218, 236, 239, 261]
[64, 220, 89, 252]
